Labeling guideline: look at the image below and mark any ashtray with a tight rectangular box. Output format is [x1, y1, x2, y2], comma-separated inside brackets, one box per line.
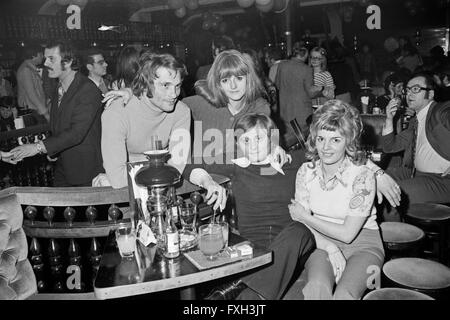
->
[179, 231, 198, 251]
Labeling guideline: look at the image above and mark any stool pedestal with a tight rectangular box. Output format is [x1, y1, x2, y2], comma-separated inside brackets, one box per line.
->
[404, 203, 450, 266]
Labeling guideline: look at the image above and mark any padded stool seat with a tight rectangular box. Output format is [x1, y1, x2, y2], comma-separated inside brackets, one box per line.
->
[380, 222, 424, 245]
[383, 258, 450, 299]
[380, 222, 424, 259]
[363, 288, 434, 300]
[406, 203, 450, 222]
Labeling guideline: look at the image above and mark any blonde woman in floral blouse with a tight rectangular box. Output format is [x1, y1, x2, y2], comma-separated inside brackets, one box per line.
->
[289, 99, 384, 300]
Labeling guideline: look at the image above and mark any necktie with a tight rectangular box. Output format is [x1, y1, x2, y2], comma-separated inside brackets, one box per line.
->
[98, 78, 108, 94]
[57, 82, 64, 107]
[409, 116, 418, 178]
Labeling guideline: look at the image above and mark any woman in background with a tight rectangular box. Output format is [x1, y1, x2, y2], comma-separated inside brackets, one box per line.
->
[110, 46, 140, 91]
[309, 47, 335, 107]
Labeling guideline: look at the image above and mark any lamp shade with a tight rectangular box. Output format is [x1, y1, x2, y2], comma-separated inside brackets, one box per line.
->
[135, 150, 181, 188]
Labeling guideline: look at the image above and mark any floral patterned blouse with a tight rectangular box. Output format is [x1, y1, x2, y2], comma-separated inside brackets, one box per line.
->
[295, 157, 378, 230]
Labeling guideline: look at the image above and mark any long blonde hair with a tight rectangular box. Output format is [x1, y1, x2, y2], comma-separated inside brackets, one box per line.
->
[195, 49, 266, 108]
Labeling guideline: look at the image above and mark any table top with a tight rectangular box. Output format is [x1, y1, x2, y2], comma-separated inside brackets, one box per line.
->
[93, 230, 272, 300]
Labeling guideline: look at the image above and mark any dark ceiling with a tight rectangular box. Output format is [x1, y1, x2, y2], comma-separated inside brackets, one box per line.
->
[0, 0, 448, 35]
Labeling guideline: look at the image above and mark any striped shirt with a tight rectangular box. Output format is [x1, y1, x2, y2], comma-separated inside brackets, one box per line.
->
[313, 71, 334, 88]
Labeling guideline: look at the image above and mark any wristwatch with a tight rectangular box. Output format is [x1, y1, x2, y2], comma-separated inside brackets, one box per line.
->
[374, 169, 385, 178]
[35, 142, 45, 155]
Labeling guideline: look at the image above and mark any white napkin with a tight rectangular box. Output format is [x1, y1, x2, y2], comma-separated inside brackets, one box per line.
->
[231, 156, 285, 175]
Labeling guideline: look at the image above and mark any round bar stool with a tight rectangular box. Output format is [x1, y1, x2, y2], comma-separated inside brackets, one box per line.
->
[363, 288, 434, 300]
[404, 203, 450, 265]
[380, 222, 425, 260]
[382, 257, 450, 300]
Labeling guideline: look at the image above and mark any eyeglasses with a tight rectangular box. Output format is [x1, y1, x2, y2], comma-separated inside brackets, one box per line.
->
[311, 57, 323, 60]
[94, 60, 106, 65]
[403, 85, 431, 94]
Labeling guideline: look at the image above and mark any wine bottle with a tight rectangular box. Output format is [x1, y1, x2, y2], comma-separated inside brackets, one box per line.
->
[164, 213, 180, 259]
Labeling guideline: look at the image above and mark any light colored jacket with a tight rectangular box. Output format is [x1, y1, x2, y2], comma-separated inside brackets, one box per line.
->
[17, 60, 47, 116]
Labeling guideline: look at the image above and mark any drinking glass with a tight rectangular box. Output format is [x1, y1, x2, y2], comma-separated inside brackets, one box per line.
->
[179, 202, 198, 251]
[199, 224, 224, 260]
[180, 202, 196, 232]
[116, 225, 136, 258]
[219, 221, 229, 248]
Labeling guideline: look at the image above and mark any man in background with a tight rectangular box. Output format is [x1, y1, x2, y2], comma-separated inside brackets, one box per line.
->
[275, 47, 314, 147]
[16, 44, 48, 122]
[85, 49, 109, 94]
[195, 35, 235, 81]
[266, 47, 284, 84]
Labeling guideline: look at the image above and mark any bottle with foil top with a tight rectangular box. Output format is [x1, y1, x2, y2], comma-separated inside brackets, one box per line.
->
[164, 212, 180, 258]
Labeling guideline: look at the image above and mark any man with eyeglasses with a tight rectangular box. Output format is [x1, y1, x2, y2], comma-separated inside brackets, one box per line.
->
[85, 49, 109, 94]
[381, 73, 450, 215]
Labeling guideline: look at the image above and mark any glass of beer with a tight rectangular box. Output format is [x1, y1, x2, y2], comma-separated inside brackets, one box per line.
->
[199, 223, 224, 260]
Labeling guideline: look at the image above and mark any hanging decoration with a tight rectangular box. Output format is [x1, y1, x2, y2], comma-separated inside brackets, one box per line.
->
[184, 0, 199, 11]
[175, 6, 186, 18]
[236, 0, 255, 9]
[168, 0, 184, 10]
[255, 0, 272, 5]
[256, 0, 274, 12]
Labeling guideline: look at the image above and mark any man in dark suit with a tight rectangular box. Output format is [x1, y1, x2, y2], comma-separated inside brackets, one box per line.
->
[10, 42, 104, 187]
[381, 73, 450, 213]
[85, 48, 109, 94]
